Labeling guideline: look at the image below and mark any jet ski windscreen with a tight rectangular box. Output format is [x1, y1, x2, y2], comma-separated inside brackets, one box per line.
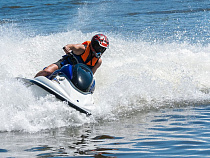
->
[71, 64, 94, 92]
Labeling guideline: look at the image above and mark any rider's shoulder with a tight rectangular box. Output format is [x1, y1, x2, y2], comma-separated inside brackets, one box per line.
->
[72, 44, 85, 55]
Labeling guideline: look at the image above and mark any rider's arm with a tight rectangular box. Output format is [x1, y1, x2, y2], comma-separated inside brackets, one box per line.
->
[63, 44, 85, 55]
[92, 58, 102, 74]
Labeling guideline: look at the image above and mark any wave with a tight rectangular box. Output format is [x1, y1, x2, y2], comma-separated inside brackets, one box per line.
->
[0, 26, 210, 132]
[127, 8, 210, 16]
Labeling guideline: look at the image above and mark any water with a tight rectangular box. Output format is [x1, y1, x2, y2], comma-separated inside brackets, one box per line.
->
[0, 0, 210, 157]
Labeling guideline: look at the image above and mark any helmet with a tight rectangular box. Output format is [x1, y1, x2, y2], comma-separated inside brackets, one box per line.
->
[91, 34, 109, 58]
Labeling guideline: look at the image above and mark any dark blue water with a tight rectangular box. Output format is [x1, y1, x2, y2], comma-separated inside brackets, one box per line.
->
[0, 0, 210, 157]
[1, 0, 209, 43]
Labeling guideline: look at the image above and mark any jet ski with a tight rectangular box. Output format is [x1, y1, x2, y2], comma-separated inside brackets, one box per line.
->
[18, 63, 95, 116]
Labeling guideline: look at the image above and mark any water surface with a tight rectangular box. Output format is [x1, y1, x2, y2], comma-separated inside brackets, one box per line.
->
[0, 0, 210, 157]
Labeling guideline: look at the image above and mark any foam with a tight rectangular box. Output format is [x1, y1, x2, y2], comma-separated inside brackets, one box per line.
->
[0, 26, 210, 132]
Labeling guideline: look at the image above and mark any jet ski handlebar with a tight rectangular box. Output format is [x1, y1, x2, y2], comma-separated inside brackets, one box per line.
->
[66, 51, 78, 65]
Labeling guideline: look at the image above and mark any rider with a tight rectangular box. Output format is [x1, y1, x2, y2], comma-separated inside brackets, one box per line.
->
[35, 34, 109, 77]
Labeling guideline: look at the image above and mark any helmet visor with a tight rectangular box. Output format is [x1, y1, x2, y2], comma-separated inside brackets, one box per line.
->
[93, 42, 106, 53]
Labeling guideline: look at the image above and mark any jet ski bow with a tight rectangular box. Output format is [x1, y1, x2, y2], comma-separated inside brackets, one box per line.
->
[19, 64, 95, 116]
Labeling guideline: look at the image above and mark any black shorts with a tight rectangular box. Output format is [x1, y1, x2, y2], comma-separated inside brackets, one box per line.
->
[54, 54, 80, 69]
[53, 57, 66, 69]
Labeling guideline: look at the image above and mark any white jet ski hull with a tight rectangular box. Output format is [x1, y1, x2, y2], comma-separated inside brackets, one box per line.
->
[18, 75, 93, 116]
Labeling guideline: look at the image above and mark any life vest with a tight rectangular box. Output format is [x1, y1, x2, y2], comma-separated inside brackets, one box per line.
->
[81, 41, 98, 67]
